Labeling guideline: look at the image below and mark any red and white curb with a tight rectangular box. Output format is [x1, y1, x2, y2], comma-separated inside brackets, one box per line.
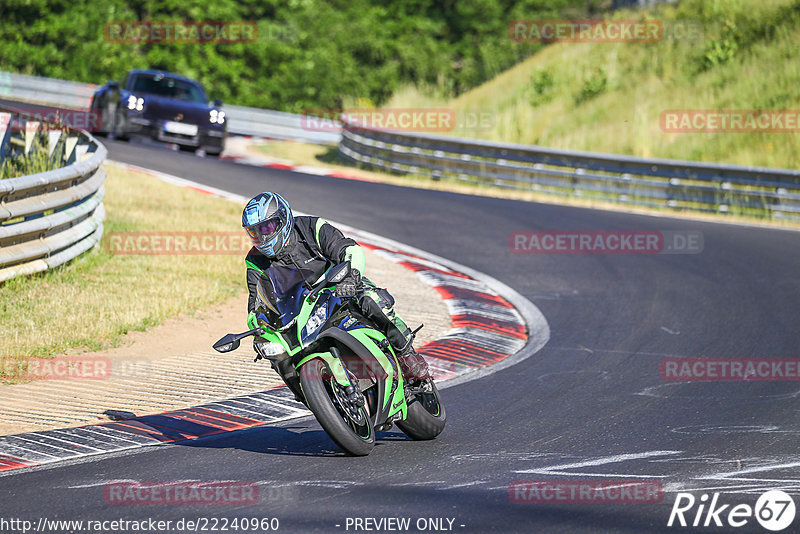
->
[0, 162, 549, 475]
[218, 150, 379, 184]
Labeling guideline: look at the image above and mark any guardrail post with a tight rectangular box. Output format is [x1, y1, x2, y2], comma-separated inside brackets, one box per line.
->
[73, 143, 89, 164]
[64, 133, 79, 164]
[23, 120, 42, 155]
[47, 130, 62, 157]
[0, 112, 12, 160]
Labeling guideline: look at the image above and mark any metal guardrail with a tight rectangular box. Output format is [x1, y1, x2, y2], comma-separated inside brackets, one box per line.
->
[0, 108, 107, 282]
[339, 122, 800, 221]
[0, 71, 97, 110]
[223, 104, 339, 145]
[0, 71, 340, 145]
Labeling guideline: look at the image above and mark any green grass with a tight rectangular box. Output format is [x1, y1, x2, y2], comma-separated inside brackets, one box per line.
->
[0, 164, 245, 376]
[383, 0, 800, 170]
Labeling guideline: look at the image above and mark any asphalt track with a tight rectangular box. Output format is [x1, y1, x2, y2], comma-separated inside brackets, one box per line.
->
[2, 138, 800, 533]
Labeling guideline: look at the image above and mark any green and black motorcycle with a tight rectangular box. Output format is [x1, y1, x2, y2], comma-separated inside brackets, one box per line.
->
[213, 261, 446, 456]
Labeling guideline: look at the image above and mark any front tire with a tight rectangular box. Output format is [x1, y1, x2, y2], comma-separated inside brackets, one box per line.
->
[113, 110, 129, 141]
[397, 380, 446, 440]
[99, 101, 116, 136]
[299, 358, 374, 456]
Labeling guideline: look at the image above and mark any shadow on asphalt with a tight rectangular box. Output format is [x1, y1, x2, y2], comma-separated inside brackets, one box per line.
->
[173, 423, 412, 458]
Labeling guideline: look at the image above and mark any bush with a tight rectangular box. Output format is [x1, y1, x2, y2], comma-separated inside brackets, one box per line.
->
[529, 69, 556, 107]
[702, 19, 741, 70]
[575, 67, 607, 104]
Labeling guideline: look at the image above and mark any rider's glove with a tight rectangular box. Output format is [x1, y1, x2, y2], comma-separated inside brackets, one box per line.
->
[336, 268, 362, 298]
[248, 311, 268, 332]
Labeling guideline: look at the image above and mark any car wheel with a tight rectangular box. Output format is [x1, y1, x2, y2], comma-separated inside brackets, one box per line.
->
[113, 109, 129, 141]
[101, 103, 117, 136]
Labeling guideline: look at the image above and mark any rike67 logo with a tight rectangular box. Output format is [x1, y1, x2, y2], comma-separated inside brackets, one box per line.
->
[668, 490, 796, 531]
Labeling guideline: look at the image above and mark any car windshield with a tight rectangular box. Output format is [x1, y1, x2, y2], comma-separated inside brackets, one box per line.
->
[129, 74, 207, 104]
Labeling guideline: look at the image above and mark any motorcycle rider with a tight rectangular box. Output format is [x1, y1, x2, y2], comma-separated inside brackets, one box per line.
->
[241, 192, 431, 383]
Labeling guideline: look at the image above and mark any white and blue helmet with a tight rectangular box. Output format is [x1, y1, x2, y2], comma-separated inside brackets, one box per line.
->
[242, 192, 294, 257]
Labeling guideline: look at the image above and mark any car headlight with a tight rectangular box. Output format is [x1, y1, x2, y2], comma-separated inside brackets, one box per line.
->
[209, 109, 225, 124]
[127, 95, 144, 111]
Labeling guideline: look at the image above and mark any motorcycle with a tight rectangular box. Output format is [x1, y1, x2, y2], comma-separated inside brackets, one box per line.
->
[213, 261, 446, 456]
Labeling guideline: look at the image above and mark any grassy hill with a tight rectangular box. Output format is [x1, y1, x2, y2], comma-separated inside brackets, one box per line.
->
[385, 0, 800, 170]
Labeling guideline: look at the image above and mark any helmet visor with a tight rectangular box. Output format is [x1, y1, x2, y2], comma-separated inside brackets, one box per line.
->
[245, 212, 286, 245]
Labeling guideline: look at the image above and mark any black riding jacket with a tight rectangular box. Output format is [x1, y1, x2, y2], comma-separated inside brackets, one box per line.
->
[245, 216, 358, 323]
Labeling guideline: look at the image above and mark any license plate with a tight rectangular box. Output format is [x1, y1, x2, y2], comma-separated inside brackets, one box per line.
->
[163, 121, 198, 136]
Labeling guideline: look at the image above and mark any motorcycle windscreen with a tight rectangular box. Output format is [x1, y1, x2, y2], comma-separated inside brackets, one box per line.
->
[267, 264, 309, 327]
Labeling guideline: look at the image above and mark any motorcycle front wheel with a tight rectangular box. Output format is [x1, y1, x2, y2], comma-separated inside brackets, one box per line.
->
[299, 358, 375, 456]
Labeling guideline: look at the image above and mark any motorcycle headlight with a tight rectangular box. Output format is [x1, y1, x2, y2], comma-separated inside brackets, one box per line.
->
[305, 306, 327, 336]
[209, 109, 225, 124]
[255, 341, 286, 357]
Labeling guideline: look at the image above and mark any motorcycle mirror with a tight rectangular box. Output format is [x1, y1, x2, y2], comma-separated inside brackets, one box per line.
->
[213, 333, 241, 353]
[327, 261, 351, 284]
[307, 261, 351, 302]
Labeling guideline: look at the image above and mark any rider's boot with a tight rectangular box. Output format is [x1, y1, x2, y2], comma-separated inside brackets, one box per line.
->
[357, 294, 431, 380]
[395, 341, 432, 381]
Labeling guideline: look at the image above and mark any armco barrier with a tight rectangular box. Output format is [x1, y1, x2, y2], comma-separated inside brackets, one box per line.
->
[0, 71, 340, 145]
[338, 121, 800, 221]
[0, 108, 107, 282]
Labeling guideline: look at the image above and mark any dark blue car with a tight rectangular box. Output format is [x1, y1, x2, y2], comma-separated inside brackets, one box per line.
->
[91, 69, 226, 155]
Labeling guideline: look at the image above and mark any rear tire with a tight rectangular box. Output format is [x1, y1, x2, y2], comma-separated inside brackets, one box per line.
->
[299, 359, 374, 456]
[397, 380, 446, 440]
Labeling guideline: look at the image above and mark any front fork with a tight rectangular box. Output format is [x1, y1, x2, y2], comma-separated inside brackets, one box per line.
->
[295, 350, 352, 388]
[296, 349, 365, 415]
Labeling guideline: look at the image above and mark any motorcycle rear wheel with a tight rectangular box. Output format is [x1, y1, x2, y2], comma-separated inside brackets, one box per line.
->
[299, 359, 375, 456]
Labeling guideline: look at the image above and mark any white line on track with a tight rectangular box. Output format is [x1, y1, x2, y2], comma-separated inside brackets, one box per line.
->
[514, 450, 682, 477]
[698, 461, 800, 480]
